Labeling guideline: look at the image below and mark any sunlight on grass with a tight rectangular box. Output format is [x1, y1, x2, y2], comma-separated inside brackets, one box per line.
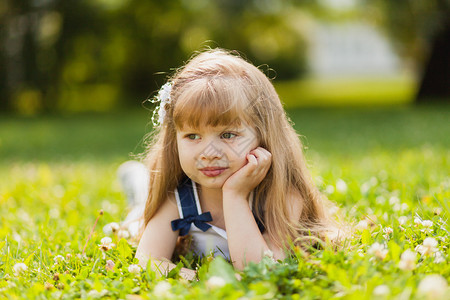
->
[0, 106, 449, 298]
[276, 75, 416, 107]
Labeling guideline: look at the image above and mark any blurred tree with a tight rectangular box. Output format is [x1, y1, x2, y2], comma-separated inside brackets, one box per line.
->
[364, 0, 450, 102]
[0, 0, 308, 113]
[0, 0, 111, 113]
[115, 0, 308, 101]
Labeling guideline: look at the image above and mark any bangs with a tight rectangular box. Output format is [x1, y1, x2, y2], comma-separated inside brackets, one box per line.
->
[173, 77, 253, 129]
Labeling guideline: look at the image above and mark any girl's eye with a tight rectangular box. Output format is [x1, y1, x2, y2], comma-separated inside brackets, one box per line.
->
[221, 132, 237, 139]
[187, 134, 200, 140]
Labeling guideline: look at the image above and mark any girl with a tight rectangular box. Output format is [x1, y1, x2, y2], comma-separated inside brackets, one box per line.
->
[130, 48, 339, 280]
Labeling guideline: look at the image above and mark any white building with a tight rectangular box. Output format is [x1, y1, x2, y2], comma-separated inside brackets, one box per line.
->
[308, 21, 402, 77]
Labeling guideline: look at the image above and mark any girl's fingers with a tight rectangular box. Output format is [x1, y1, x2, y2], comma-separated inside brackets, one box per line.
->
[250, 147, 272, 167]
[251, 147, 271, 159]
[247, 153, 258, 165]
[223, 148, 271, 194]
[243, 148, 271, 179]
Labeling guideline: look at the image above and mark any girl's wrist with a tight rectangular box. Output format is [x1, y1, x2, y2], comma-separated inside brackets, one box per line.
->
[222, 189, 250, 203]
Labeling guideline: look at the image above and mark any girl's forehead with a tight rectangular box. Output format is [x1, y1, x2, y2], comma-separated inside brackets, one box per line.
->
[172, 75, 256, 130]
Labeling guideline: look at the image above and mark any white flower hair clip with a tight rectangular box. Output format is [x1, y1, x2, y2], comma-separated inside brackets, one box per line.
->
[150, 82, 172, 126]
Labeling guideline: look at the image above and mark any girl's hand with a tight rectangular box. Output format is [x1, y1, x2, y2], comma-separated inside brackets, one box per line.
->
[222, 147, 272, 198]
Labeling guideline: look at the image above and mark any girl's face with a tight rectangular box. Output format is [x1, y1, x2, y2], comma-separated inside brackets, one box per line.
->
[176, 122, 259, 190]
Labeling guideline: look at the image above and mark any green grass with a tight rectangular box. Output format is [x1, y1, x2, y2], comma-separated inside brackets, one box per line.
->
[0, 110, 152, 162]
[275, 75, 416, 107]
[1, 105, 449, 299]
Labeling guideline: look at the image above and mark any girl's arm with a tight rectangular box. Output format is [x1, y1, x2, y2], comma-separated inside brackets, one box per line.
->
[223, 190, 270, 270]
[135, 195, 196, 280]
[223, 147, 301, 270]
[223, 189, 302, 269]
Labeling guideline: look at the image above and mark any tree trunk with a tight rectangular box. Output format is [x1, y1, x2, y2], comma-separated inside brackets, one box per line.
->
[416, 19, 450, 102]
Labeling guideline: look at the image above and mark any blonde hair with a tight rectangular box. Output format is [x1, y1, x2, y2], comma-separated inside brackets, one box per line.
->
[143, 48, 338, 250]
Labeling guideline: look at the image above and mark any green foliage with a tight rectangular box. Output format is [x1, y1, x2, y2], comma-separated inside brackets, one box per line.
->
[0, 0, 308, 113]
[0, 106, 449, 298]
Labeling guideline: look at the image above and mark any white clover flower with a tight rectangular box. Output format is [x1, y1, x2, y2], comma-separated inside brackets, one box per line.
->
[12, 232, 21, 243]
[128, 264, 141, 275]
[101, 200, 119, 215]
[87, 289, 108, 298]
[105, 260, 115, 271]
[53, 255, 65, 264]
[383, 227, 393, 240]
[373, 285, 390, 296]
[52, 185, 65, 198]
[117, 229, 130, 239]
[434, 251, 446, 264]
[325, 185, 334, 194]
[422, 220, 433, 228]
[103, 222, 120, 235]
[101, 237, 112, 244]
[400, 203, 409, 211]
[206, 276, 227, 289]
[423, 237, 438, 248]
[360, 182, 371, 194]
[368, 242, 388, 260]
[153, 281, 172, 297]
[357, 249, 365, 258]
[87, 290, 102, 298]
[417, 274, 448, 299]
[389, 196, 400, 205]
[13, 263, 27, 275]
[398, 216, 408, 225]
[49, 208, 60, 219]
[416, 237, 438, 256]
[355, 220, 369, 231]
[434, 207, 442, 216]
[398, 249, 416, 271]
[376, 196, 386, 205]
[383, 227, 393, 235]
[414, 217, 422, 226]
[99, 237, 114, 251]
[336, 179, 347, 193]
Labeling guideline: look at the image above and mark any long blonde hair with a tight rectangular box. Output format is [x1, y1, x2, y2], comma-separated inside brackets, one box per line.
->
[143, 48, 336, 249]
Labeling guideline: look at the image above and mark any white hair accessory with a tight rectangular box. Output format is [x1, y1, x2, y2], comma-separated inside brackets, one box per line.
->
[151, 82, 172, 126]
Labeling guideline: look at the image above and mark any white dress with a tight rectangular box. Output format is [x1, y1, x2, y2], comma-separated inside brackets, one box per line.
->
[174, 180, 229, 259]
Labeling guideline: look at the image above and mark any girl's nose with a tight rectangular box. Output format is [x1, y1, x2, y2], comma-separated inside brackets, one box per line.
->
[198, 141, 224, 160]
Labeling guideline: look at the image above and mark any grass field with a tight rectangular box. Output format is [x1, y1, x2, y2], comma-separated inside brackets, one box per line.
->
[275, 75, 416, 107]
[1, 104, 449, 299]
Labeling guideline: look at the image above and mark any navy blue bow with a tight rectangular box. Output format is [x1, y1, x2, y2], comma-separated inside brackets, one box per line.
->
[171, 212, 213, 236]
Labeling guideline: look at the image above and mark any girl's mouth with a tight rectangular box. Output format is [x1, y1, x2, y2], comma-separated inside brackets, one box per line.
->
[199, 167, 228, 177]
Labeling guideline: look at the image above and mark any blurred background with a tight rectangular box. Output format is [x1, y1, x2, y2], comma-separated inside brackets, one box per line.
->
[0, 0, 449, 162]
[1, 0, 449, 114]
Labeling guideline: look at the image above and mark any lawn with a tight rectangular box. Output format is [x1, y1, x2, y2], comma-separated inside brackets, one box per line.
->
[0, 104, 449, 299]
[275, 75, 416, 107]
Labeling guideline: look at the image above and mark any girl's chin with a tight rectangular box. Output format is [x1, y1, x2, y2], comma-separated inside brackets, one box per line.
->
[192, 174, 228, 190]
[198, 178, 226, 190]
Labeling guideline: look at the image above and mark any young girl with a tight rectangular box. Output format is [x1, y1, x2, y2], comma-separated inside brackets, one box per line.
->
[128, 48, 339, 280]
